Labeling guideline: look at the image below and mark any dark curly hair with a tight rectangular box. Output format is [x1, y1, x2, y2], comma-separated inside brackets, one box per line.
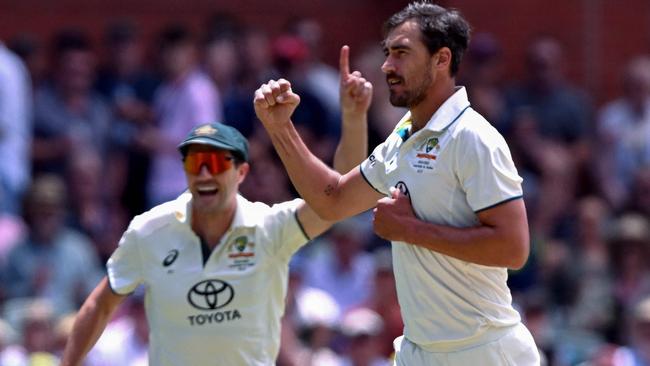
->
[383, 1, 471, 76]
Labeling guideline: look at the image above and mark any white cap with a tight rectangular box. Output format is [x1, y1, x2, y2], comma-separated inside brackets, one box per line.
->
[295, 287, 340, 328]
[340, 307, 384, 337]
[634, 296, 650, 323]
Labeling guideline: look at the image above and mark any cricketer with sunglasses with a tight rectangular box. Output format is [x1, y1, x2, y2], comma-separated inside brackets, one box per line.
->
[61, 46, 372, 366]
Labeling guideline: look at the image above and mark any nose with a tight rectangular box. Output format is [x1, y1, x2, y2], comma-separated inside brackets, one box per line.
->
[381, 57, 394, 74]
[198, 164, 213, 177]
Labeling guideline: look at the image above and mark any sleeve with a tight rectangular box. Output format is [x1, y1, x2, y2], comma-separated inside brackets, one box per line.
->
[106, 224, 144, 295]
[263, 198, 311, 262]
[456, 128, 523, 212]
[359, 140, 391, 196]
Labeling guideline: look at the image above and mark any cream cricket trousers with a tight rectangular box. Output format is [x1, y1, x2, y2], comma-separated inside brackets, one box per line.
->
[393, 323, 541, 365]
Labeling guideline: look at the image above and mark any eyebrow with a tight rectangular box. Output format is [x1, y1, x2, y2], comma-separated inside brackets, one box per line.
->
[382, 43, 411, 55]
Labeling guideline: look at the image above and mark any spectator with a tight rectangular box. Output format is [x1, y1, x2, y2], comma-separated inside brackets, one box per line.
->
[293, 287, 343, 366]
[504, 35, 592, 146]
[627, 296, 650, 365]
[86, 292, 148, 366]
[32, 29, 113, 176]
[362, 248, 402, 359]
[2, 175, 103, 316]
[566, 197, 616, 337]
[20, 299, 59, 364]
[203, 26, 240, 101]
[626, 166, 650, 217]
[459, 32, 506, 129]
[271, 32, 334, 160]
[286, 17, 342, 136]
[65, 148, 128, 263]
[0, 40, 32, 215]
[597, 56, 650, 210]
[503, 36, 593, 238]
[339, 307, 391, 366]
[95, 18, 160, 218]
[142, 24, 222, 207]
[8, 33, 48, 90]
[221, 26, 277, 139]
[303, 217, 376, 313]
[609, 214, 650, 314]
[0, 318, 27, 366]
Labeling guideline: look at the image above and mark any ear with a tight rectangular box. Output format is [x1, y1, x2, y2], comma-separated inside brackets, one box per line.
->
[237, 162, 250, 185]
[434, 47, 452, 71]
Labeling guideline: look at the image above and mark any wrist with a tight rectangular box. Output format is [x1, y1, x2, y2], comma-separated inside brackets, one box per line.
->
[342, 110, 368, 124]
[262, 119, 294, 133]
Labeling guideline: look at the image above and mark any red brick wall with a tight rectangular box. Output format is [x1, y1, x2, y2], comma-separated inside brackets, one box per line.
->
[450, 0, 650, 104]
[1, 0, 647, 105]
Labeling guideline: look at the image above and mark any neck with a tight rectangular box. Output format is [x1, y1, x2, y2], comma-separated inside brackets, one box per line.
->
[410, 77, 456, 132]
[191, 200, 236, 249]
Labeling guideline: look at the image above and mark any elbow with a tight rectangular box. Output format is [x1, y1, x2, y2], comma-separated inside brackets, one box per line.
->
[314, 204, 345, 222]
[318, 210, 339, 222]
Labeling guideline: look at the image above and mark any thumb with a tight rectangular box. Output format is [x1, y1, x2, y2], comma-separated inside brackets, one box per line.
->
[389, 186, 400, 199]
[277, 89, 300, 104]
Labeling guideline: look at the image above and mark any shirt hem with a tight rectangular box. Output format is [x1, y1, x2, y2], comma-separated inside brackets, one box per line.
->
[474, 195, 523, 214]
[106, 275, 134, 297]
[409, 323, 517, 353]
[359, 166, 385, 195]
[294, 211, 310, 241]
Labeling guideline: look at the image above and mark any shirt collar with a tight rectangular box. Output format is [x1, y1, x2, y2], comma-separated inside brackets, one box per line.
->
[423, 86, 471, 133]
[173, 192, 253, 230]
[173, 191, 193, 225]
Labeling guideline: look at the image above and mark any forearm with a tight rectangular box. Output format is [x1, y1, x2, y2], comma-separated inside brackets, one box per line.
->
[333, 111, 368, 174]
[400, 218, 528, 269]
[61, 279, 124, 366]
[266, 121, 344, 220]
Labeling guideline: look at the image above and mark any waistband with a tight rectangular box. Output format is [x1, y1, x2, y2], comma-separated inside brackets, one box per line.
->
[410, 324, 517, 353]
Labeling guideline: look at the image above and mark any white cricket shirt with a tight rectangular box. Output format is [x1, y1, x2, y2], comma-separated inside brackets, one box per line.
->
[360, 87, 523, 351]
[107, 192, 308, 365]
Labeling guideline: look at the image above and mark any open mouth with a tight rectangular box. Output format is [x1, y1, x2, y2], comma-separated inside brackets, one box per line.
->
[196, 186, 219, 196]
[386, 74, 403, 87]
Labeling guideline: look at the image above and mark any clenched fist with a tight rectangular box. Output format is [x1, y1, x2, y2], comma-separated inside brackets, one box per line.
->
[254, 78, 301, 129]
[373, 187, 416, 242]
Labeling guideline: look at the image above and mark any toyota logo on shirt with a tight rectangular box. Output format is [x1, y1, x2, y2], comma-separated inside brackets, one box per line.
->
[187, 279, 235, 310]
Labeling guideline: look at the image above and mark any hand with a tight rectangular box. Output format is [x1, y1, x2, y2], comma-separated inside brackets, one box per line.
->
[373, 187, 416, 242]
[339, 45, 372, 117]
[254, 79, 301, 129]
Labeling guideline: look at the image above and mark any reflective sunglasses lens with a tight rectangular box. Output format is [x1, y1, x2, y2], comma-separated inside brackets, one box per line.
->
[184, 151, 233, 174]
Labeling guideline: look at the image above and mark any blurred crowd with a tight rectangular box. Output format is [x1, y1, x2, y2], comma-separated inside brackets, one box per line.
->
[0, 13, 649, 366]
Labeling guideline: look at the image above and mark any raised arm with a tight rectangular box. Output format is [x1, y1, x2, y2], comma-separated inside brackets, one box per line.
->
[61, 277, 127, 366]
[255, 47, 382, 222]
[294, 46, 381, 236]
[333, 45, 371, 173]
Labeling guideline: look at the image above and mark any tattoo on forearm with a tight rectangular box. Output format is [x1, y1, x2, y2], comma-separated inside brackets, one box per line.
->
[324, 184, 334, 196]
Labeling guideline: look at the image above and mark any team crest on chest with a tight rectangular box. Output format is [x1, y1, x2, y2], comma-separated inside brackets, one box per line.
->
[412, 136, 440, 173]
[227, 235, 256, 270]
[425, 137, 438, 152]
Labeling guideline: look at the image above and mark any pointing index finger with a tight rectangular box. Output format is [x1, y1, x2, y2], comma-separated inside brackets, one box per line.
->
[339, 45, 350, 81]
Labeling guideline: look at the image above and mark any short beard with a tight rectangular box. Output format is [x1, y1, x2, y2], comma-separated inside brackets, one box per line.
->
[389, 71, 432, 108]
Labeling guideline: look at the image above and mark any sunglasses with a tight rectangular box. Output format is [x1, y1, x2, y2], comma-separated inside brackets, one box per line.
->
[183, 150, 235, 175]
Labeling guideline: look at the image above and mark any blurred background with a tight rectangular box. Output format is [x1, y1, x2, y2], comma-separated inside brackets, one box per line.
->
[1, 1, 650, 365]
